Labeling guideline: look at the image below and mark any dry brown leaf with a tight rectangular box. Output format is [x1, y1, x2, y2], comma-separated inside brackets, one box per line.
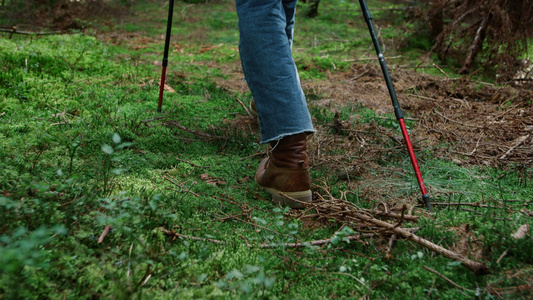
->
[164, 84, 175, 93]
[133, 45, 148, 50]
[172, 42, 184, 53]
[512, 224, 530, 240]
[172, 71, 187, 79]
[139, 78, 154, 88]
[199, 43, 223, 54]
[200, 173, 226, 187]
[238, 175, 251, 183]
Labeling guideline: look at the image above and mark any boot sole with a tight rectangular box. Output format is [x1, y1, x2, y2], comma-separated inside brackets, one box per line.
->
[261, 186, 312, 209]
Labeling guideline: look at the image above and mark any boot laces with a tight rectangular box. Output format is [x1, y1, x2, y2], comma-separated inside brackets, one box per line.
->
[264, 139, 281, 168]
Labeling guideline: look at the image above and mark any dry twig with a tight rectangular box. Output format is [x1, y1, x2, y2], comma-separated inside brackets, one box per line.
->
[290, 186, 490, 275]
[97, 225, 112, 244]
[235, 97, 254, 118]
[423, 265, 474, 293]
[0, 27, 61, 35]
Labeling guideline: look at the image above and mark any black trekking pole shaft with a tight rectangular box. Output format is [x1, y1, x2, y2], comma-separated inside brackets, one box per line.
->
[358, 0, 432, 212]
[157, 0, 175, 113]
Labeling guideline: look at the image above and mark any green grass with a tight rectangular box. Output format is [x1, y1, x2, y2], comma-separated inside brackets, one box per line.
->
[1, 0, 532, 299]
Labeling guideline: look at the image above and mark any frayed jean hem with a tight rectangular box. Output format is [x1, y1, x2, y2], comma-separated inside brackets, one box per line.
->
[260, 129, 316, 144]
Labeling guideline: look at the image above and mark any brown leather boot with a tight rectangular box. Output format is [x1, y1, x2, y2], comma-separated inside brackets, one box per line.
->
[255, 133, 312, 208]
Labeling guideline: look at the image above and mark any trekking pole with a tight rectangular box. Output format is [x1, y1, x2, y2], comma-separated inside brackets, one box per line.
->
[358, 0, 432, 212]
[157, 0, 175, 113]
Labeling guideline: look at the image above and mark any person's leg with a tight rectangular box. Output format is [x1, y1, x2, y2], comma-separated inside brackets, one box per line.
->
[282, 0, 296, 49]
[236, 0, 315, 208]
[236, 0, 315, 143]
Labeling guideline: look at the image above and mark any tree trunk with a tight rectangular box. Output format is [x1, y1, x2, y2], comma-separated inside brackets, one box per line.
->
[459, 12, 492, 74]
[428, 0, 444, 41]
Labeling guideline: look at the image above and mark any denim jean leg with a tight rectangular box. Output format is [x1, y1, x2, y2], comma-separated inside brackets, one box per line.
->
[236, 0, 316, 143]
[283, 0, 296, 49]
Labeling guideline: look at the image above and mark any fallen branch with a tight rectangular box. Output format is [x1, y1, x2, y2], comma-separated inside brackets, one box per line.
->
[158, 227, 373, 249]
[347, 209, 490, 275]
[163, 175, 201, 197]
[520, 209, 533, 217]
[164, 120, 225, 140]
[165, 186, 201, 197]
[142, 116, 226, 140]
[363, 207, 419, 222]
[159, 228, 224, 244]
[459, 10, 491, 74]
[500, 135, 530, 160]
[288, 190, 490, 275]
[323, 272, 370, 290]
[176, 154, 210, 168]
[97, 225, 112, 244]
[432, 202, 500, 208]
[0, 27, 61, 36]
[433, 63, 450, 78]
[257, 233, 374, 249]
[239, 152, 264, 161]
[423, 265, 475, 293]
[235, 97, 254, 118]
[434, 109, 485, 129]
[496, 248, 509, 264]
[344, 55, 402, 62]
[386, 234, 397, 258]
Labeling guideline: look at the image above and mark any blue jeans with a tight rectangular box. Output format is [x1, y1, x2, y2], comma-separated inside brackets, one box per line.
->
[236, 0, 316, 144]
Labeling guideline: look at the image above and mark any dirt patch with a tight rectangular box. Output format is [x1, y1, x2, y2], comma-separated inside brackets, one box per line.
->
[303, 63, 533, 167]
[219, 59, 532, 169]
[1, 0, 129, 31]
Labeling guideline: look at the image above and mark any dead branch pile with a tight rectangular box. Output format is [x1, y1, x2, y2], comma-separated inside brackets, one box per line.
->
[316, 63, 533, 168]
[160, 172, 490, 275]
[401, 75, 533, 166]
[287, 186, 490, 275]
[423, 0, 533, 79]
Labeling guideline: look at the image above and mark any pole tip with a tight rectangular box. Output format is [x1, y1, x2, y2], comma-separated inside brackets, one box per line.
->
[422, 194, 432, 212]
[157, 107, 162, 113]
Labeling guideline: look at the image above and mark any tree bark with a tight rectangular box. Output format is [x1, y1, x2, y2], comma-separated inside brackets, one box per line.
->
[459, 11, 492, 74]
[428, 0, 444, 41]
